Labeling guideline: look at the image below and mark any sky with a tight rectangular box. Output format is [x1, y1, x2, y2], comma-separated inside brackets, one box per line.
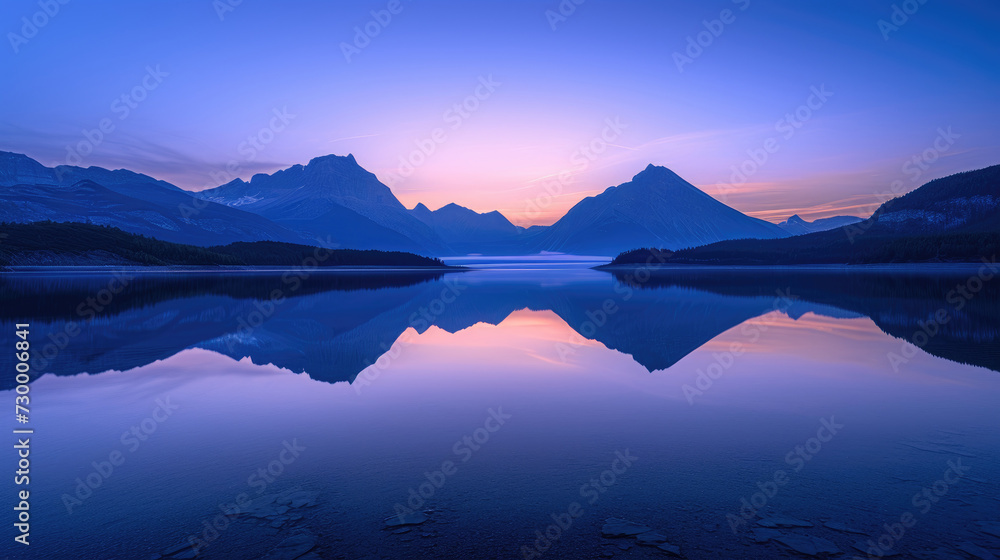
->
[1, 0, 998, 226]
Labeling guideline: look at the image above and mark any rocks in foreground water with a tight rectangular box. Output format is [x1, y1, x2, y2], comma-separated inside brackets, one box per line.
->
[635, 531, 670, 545]
[153, 487, 321, 560]
[601, 518, 652, 537]
[914, 547, 974, 560]
[153, 540, 199, 559]
[601, 518, 683, 557]
[756, 516, 814, 528]
[822, 520, 868, 535]
[384, 511, 430, 527]
[750, 528, 784, 543]
[773, 534, 840, 556]
[656, 543, 683, 556]
[236, 488, 320, 521]
[956, 541, 998, 560]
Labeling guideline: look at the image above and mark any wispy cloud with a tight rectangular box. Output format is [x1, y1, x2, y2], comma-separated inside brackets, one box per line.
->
[327, 133, 382, 143]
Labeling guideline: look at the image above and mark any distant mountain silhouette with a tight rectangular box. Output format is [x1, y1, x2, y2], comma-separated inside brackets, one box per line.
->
[778, 214, 862, 235]
[608, 165, 1000, 265]
[186, 157, 796, 255]
[4, 150, 996, 259]
[198, 154, 447, 254]
[0, 152, 306, 246]
[410, 202, 527, 254]
[533, 165, 789, 256]
[0, 150, 183, 194]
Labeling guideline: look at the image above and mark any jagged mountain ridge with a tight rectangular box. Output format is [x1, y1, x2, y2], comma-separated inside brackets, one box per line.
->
[197, 154, 448, 254]
[409, 202, 528, 255]
[778, 214, 863, 236]
[0, 152, 306, 246]
[10, 150, 987, 258]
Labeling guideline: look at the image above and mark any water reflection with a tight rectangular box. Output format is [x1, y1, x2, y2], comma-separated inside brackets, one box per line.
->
[3, 265, 997, 390]
[6, 265, 999, 559]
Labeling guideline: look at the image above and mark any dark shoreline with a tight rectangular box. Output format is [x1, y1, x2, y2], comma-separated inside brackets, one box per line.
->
[593, 262, 997, 273]
[0, 265, 467, 274]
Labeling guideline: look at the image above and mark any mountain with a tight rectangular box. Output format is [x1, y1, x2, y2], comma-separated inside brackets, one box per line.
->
[867, 165, 1000, 234]
[0, 150, 184, 197]
[0, 152, 306, 246]
[197, 154, 447, 254]
[10, 148, 992, 260]
[778, 214, 862, 236]
[409, 202, 527, 255]
[533, 164, 788, 256]
[605, 164, 1000, 265]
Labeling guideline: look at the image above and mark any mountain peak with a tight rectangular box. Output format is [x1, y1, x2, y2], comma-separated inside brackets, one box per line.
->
[632, 163, 687, 185]
[623, 164, 709, 200]
[637, 163, 672, 176]
[541, 163, 788, 254]
[439, 202, 467, 213]
[305, 153, 362, 171]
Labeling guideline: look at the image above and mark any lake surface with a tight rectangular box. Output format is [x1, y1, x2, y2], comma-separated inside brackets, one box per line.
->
[3, 262, 999, 559]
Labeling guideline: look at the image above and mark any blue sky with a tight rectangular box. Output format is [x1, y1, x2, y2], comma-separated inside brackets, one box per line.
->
[1, 0, 997, 225]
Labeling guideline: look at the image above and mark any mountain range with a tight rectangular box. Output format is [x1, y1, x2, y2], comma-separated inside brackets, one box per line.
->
[7, 150, 990, 261]
[0, 151, 304, 247]
[0, 150, 826, 257]
[608, 164, 1000, 266]
[777, 214, 863, 235]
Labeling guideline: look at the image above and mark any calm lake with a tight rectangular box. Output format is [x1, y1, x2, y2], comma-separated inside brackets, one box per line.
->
[4, 261, 999, 559]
